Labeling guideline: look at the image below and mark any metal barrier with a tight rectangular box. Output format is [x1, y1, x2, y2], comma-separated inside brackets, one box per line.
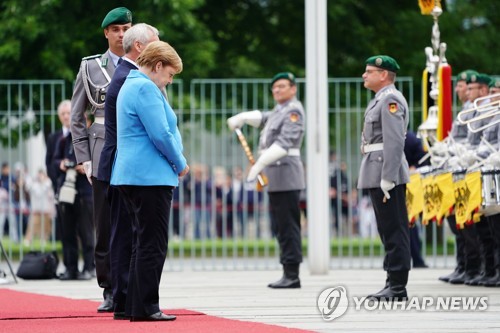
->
[0, 78, 456, 273]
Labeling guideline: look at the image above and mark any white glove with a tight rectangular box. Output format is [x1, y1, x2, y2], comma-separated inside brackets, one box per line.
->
[247, 143, 287, 182]
[227, 110, 262, 131]
[82, 161, 92, 184]
[380, 179, 395, 200]
[462, 151, 478, 167]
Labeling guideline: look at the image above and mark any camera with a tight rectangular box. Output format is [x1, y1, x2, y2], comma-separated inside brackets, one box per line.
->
[64, 160, 76, 169]
[58, 169, 77, 204]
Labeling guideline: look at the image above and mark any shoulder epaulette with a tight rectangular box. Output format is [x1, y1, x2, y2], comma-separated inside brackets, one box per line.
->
[81, 54, 101, 61]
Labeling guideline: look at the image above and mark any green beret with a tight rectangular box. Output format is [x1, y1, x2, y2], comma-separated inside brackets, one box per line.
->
[489, 77, 500, 89]
[456, 69, 478, 82]
[467, 73, 491, 86]
[101, 7, 132, 28]
[365, 55, 400, 73]
[271, 72, 296, 86]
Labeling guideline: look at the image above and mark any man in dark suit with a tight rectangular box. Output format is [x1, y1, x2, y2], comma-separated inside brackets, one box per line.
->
[45, 100, 71, 241]
[70, 7, 132, 312]
[98, 23, 159, 320]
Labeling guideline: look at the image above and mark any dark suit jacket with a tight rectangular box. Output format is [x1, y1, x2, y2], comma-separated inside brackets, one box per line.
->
[98, 59, 138, 182]
[45, 129, 64, 192]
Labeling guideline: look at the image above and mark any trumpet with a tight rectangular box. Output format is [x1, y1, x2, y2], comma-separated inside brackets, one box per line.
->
[466, 107, 500, 133]
[456, 92, 500, 124]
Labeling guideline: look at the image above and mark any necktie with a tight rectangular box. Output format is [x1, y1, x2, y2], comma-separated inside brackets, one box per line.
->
[118, 57, 123, 65]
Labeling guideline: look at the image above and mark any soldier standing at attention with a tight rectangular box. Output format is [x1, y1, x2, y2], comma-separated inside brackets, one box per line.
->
[70, 7, 132, 312]
[358, 56, 411, 301]
[227, 72, 305, 288]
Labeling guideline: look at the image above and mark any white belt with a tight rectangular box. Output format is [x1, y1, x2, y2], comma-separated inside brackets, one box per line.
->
[361, 143, 383, 154]
[260, 148, 301, 157]
[94, 116, 105, 125]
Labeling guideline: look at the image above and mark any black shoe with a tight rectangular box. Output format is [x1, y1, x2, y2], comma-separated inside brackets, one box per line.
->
[268, 276, 301, 289]
[59, 271, 78, 280]
[368, 288, 408, 302]
[97, 294, 114, 313]
[130, 311, 177, 322]
[114, 312, 131, 320]
[439, 269, 463, 283]
[78, 270, 92, 280]
[464, 272, 485, 286]
[449, 271, 467, 284]
[413, 263, 428, 268]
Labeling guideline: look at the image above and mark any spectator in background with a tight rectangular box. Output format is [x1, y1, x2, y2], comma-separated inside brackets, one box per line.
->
[404, 130, 429, 268]
[45, 100, 71, 241]
[24, 169, 55, 247]
[0, 162, 17, 242]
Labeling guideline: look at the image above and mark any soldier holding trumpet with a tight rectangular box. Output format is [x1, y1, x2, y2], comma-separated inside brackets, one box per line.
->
[227, 72, 305, 289]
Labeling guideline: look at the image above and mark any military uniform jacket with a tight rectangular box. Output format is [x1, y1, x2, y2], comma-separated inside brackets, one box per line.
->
[259, 97, 305, 192]
[357, 84, 410, 189]
[70, 50, 116, 179]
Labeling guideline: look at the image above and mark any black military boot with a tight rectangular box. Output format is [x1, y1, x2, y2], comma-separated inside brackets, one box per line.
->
[268, 264, 301, 289]
[439, 267, 463, 283]
[479, 268, 500, 287]
[368, 270, 408, 301]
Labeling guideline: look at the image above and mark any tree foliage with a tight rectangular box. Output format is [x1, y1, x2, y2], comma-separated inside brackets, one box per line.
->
[0, 0, 498, 83]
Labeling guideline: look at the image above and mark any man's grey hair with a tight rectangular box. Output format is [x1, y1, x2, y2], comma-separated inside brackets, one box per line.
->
[123, 23, 159, 53]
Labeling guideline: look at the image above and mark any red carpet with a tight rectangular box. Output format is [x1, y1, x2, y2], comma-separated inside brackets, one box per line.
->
[0, 289, 310, 333]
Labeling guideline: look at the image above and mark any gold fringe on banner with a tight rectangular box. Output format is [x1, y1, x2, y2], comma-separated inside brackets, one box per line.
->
[418, 0, 440, 15]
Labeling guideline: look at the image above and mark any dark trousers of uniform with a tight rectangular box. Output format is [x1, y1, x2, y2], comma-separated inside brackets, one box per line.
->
[108, 184, 134, 312]
[487, 213, 500, 269]
[477, 215, 496, 275]
[119, 185, 173, 318]
[60, 197, 94, 274]
[409, 223, 425, 266]
[92, 178, 112, 294]
[268, 190, 302, 265]
[459, 221, 482, 274]
[369, 185, 411, 272]
[446, 215, 465, 271]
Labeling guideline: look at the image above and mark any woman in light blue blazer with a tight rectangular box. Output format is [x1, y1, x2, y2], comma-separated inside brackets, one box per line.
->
[111, 41, 189, 322]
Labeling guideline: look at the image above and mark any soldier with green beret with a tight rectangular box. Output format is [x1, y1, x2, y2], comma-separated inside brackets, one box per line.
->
[358, 55, 411, 301]
[69, 7, 132, 313]
[227, 71, 305, 288]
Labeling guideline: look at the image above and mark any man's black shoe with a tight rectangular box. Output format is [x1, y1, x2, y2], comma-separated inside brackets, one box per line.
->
[367, 288, 408, 302]
[439, 269, 463, 283]
[59, 271, 78, 281]
[130, 311, 176, 322]
[78, 270, 92, 281]
[97, 294, 114, 313]
[268, 276, 301, 289]
[413, 263, 429, 268]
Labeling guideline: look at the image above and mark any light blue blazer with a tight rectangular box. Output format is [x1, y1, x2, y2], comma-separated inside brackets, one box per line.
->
[111, 70, 187, 186]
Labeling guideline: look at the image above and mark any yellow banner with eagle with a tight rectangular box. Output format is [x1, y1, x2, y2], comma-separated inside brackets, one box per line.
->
[421, 174, 437, 224]
[434, 172, 455, 225]
[406, 173, 424, 225]
[454, 171, 482, 229]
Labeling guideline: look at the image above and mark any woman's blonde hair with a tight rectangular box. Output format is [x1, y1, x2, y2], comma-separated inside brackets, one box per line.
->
[136, 41, 183, 73]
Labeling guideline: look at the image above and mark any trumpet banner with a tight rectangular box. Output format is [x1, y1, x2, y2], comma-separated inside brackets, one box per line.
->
[434, 172, 455, 224]
[406, 173, 424, 225]
[418, 0, 440, 15]
[421, 174, 437, 224]
[437, 64, 452, 140]
[454, 171, 482, 229]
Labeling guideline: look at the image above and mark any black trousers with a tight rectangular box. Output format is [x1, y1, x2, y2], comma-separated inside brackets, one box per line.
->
[268, 190, 302, 265]
[477, 215, 496, 274]
[446, 215, 465, 271]
[487, 213, 500, 269]
[119, 185, 173, 318]
[60, 197, 94, 273]
[108, 184, 134, 312]
[92, 178, 112, 293]
[369, 184, 411, 272]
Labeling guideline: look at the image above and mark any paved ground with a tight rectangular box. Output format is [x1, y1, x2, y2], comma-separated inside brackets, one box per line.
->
[2, 261, 500, 333]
